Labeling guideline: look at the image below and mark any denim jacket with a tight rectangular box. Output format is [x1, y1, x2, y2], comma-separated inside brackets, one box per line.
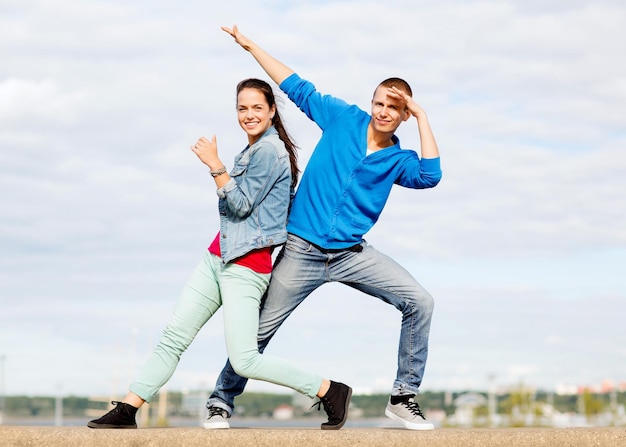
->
[215, 127, 292, 263]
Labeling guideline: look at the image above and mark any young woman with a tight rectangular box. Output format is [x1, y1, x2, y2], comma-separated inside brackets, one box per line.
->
[87, 78, 351, 430]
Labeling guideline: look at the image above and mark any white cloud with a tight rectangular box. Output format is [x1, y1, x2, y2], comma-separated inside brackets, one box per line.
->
[0, 78, 85, 124]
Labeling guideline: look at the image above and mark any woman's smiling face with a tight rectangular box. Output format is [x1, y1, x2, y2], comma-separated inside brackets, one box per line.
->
[237, 87, 275, 145]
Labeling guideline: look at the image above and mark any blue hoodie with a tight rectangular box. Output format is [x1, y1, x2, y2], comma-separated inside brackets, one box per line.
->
[280, 73, 442, 249]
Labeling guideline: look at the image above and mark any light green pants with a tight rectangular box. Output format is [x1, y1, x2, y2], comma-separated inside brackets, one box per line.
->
[130, 251, 323, 403]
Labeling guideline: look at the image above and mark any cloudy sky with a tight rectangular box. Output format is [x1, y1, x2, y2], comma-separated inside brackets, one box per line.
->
[1, 0, 625, 401]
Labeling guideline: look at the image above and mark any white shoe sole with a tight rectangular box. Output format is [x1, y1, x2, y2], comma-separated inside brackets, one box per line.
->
[203, 421, 230, 429]
[385, 408, 434, 430]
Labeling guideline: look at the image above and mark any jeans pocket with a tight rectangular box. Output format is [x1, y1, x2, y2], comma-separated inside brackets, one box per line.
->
[285, 234, 311, 253]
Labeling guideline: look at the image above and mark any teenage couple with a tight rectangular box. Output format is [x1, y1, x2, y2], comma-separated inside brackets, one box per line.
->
[88, 24, 441, 431]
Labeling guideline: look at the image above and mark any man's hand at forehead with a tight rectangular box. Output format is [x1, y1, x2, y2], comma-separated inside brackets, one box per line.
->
[387, 86, 426, 119]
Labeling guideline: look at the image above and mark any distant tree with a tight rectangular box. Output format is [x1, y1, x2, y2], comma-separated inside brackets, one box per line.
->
[234, 392, 292, 417]
[581, 390, 604, 417]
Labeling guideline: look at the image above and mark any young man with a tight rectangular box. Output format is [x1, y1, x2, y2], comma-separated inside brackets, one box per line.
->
[204, 25, 442, 430]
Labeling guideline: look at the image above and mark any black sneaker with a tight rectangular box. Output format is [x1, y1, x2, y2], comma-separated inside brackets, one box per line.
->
[87, 401, 138, 429]
[312, 381, 352, 430]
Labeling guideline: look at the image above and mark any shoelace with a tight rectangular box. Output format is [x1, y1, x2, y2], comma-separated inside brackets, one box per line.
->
[310, 400, 324, 412]
[208, 407, 226, 418]
[402, 400, 426, 419]
[310, 397, 338, 421]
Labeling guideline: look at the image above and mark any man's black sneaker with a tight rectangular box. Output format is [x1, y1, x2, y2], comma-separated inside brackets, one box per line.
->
[312, 381, 352, 430]
[385, 394, 434, 430]
[87, 401, 138, 429]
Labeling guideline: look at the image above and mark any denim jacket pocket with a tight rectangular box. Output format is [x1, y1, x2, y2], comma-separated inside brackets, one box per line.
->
[230, 160, 249, 178]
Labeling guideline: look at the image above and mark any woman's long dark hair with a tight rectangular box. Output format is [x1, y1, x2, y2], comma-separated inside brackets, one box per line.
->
[236, 78, 300, 188]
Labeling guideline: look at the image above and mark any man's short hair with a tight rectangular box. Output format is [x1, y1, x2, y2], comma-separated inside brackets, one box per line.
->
[378, 77, 413, 97]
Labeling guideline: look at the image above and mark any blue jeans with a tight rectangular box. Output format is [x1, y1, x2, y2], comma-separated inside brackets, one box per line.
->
[207, 234, 434, 415]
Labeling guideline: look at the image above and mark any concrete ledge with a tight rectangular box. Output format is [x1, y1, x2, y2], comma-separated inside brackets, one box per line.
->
[1, 426, 625, 447]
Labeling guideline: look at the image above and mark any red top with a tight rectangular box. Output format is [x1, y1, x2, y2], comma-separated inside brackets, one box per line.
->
[208, 232, 272, 274]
